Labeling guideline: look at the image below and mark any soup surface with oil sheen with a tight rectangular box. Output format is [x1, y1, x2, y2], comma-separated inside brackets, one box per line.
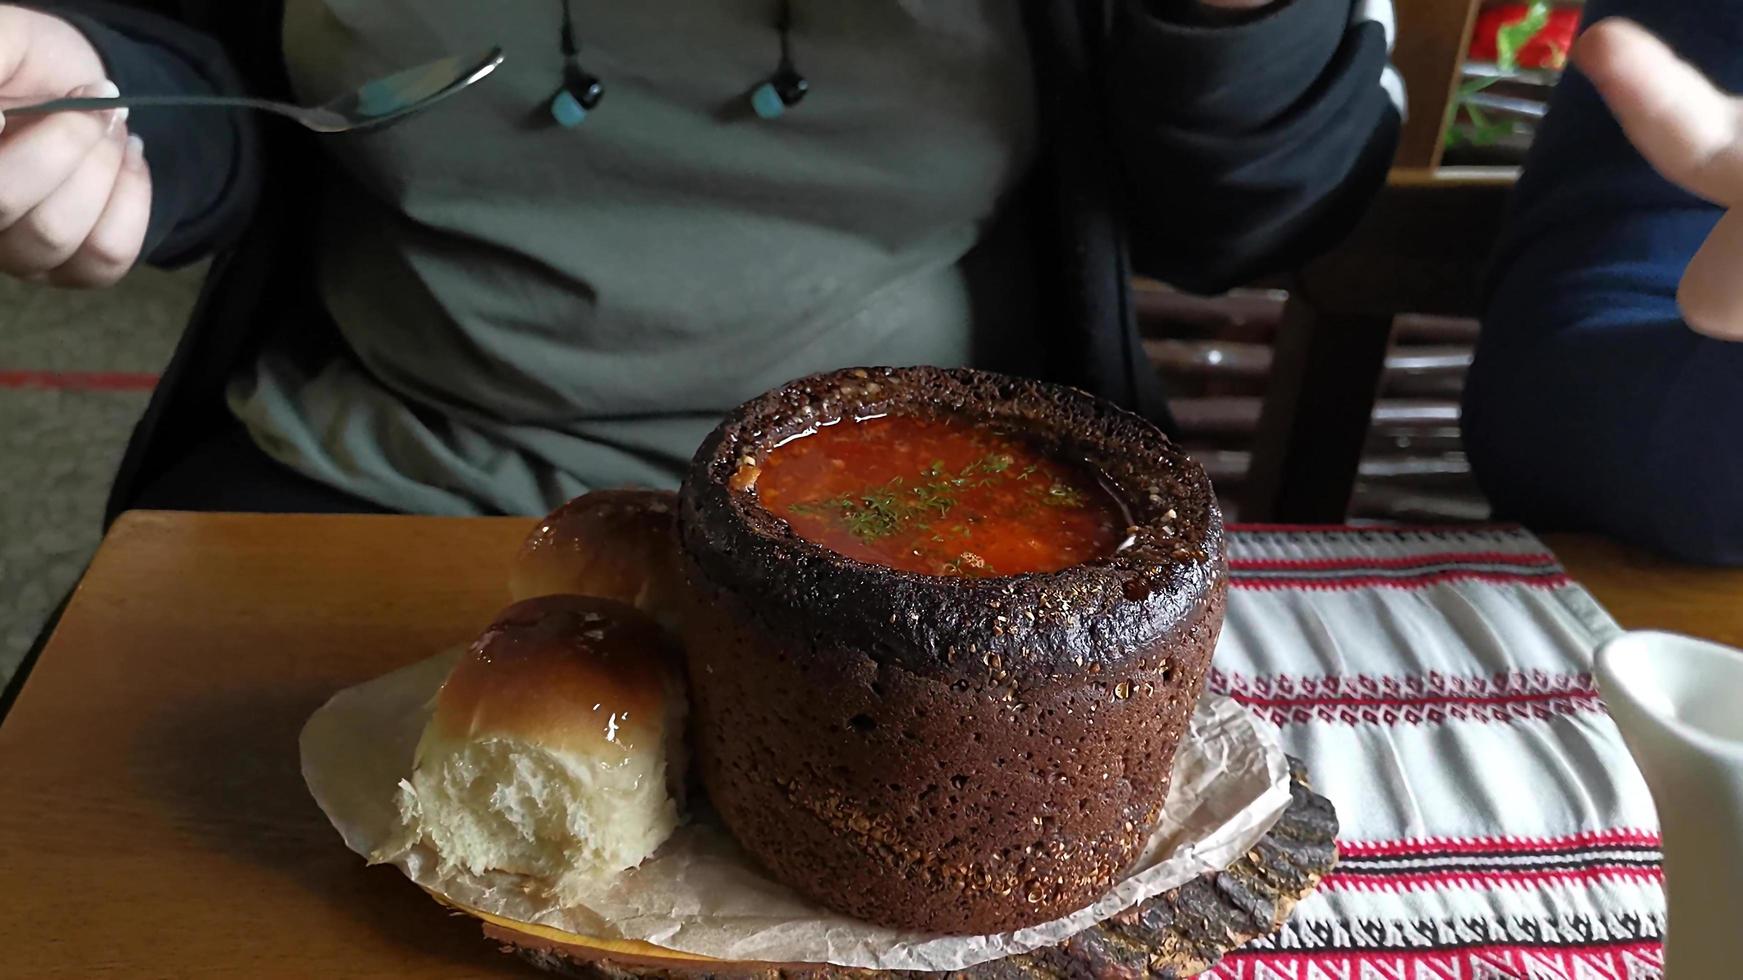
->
[753, 414, 1126, 577]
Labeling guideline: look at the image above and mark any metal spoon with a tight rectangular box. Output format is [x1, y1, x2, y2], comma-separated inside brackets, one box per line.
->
[3, 48, 504, 134]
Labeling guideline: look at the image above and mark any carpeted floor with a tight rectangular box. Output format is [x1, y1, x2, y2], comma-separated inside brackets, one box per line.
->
[0, 266, 200, 685]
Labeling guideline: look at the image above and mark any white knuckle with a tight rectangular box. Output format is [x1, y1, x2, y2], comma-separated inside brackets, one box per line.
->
[0, 189, 31, 228]
[18, 212, 80, 257]
[81, 232, 139, 271]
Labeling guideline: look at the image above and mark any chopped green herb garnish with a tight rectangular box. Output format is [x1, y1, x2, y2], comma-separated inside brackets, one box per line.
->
[790, 452, 1065, 542]
[1031, 481, 1088, 508]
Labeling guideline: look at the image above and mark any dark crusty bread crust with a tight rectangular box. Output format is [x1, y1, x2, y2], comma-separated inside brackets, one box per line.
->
[677, 367, 1226, 934]
[680, 571, 1224, 932]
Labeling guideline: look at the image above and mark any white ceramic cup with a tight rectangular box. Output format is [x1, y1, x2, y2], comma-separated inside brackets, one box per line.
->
[1595, 630, 1743, 979]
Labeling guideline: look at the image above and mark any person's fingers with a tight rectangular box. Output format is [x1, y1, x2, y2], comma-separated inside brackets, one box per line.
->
[1574, 18, 1743, 207]
[0, 7, 34, 90]
[0, 79, 124, 234]
[48, 134, 150, 288]
[0, 116, 126, 275]
[1679, 210, 1743, 340]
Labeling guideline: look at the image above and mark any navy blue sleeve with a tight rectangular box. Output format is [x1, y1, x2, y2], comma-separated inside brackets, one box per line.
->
[1106, 0, 1402, 293]
[1462, 0, 1743, 563]
[37, 1, 259, 267]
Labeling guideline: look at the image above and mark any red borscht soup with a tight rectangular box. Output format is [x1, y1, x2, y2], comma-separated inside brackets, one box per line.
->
[753, 414, 1126, 577]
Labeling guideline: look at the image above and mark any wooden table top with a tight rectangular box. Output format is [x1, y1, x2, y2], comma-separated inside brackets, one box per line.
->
[1, 513, 1735, 977]
[1542, 534, 1743, 648]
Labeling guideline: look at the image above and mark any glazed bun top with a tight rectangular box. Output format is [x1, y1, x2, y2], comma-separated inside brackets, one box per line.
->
[511, 489, 686, 627]
[428, 593, 676, 759]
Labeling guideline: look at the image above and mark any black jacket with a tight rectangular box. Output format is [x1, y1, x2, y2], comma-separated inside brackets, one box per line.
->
[46, 0, 1400, 519]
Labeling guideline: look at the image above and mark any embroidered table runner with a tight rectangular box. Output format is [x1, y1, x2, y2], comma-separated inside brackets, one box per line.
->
[1208, 525, 1662, 979]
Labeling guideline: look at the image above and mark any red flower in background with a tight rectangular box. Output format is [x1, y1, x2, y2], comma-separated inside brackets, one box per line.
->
[1469, 4, 1581, 70]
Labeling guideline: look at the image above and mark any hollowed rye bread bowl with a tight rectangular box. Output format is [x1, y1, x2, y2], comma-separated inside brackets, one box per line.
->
[676, 366, 1227, 935]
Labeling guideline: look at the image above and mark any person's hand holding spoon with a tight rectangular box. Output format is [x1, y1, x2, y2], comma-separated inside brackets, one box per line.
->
[1577, 17, 1743, 339]
[0, 1, 499, 289]
[0, 5, 147, 287]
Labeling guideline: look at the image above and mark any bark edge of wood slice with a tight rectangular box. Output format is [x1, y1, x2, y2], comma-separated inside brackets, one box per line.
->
[455, 757, 1335, 980]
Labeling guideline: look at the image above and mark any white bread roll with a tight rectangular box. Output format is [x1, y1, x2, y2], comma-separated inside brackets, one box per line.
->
[393, 595, 685, 899]
[510, 490, 686, 627]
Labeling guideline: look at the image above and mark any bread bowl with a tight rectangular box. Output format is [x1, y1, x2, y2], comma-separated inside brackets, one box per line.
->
[676, 366, 1226, 933]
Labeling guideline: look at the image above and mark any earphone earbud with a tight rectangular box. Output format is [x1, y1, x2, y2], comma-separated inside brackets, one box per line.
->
[748, 0, 806, 120]
[549, 0, 602, 128]
[550, 64, 604, 128]
[749, 66, 808, 119]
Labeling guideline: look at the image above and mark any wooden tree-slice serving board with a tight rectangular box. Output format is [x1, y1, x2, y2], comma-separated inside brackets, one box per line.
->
[448, 758, 1336, 980]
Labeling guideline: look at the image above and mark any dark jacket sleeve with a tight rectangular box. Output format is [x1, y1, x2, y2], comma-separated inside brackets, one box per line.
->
[1106, 0, 1401, 293]
[36, 0, 260, 266]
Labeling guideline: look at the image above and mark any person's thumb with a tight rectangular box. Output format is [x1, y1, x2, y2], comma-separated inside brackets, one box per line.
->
[1575, 17, 1743, 208]
[1680, 210, 1743, 340]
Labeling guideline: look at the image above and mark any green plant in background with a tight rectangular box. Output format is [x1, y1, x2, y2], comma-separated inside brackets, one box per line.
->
[1446, 1, 1555, 148]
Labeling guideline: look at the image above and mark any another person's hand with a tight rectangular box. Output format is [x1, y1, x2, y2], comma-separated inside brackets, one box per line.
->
[0, 5, 150, 287]
[1576, 17, 1743, 340]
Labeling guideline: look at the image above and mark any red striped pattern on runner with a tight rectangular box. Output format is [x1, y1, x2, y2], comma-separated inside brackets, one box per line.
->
[1208, 669, 1605, 725]
[1339, 829, 1661, 858]
[1233, 552, 1559, 570]
[1207, 942, 1664, 980]
[1233, 571, 1575, 590]
[1324, 866, 1665, 892]
[1326, 829, 1663, 892]
[1228, 552, 1571, 590]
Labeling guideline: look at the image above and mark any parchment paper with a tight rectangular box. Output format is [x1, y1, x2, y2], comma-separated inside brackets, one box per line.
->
[301, 649, 1290, 971]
